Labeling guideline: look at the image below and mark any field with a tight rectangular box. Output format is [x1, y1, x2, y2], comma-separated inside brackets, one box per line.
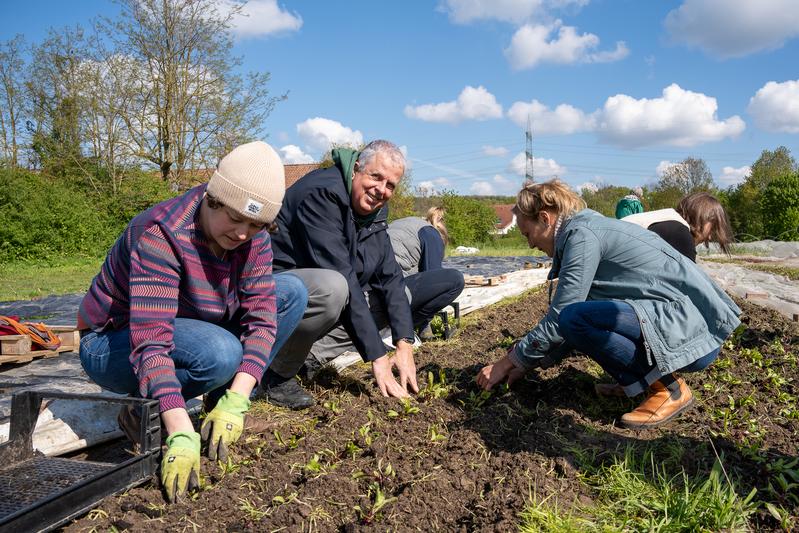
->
[66, 288, 798, 532]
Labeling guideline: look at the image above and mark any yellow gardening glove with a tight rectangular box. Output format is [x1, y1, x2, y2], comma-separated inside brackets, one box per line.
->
[200, 390, 250, 462]
[161, 431, 201, 503]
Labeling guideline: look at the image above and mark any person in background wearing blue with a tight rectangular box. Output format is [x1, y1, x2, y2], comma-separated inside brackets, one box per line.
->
[477, 179, 741, 429]
[387, 207, 464, 340]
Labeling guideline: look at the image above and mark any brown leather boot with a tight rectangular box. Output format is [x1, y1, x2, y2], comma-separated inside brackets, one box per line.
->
[594, 382, 627, 397]
[620, 377, 693, 429]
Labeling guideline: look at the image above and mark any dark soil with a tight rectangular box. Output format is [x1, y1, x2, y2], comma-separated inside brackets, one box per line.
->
[65, 289, 799, 532]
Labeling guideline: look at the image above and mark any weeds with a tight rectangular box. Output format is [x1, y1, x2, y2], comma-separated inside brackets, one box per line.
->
[520, 448, 757, 532]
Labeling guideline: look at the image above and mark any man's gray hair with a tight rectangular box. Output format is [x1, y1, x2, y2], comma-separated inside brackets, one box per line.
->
[357, 140, 406, 172]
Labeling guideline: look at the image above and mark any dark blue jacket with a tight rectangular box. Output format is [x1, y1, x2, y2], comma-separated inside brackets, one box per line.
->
[271, 165, 414, 361]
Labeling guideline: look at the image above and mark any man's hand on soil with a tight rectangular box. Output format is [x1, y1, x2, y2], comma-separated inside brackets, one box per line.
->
[393, 340, 419, 394]
[476, 354, 523, 391]
[372, 355, 410, 398]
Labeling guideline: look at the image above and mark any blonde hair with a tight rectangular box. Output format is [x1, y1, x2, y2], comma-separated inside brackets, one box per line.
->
[512, 179, 586, 221]
[425, 206, 449, 244]
[677, 192, 733, 254]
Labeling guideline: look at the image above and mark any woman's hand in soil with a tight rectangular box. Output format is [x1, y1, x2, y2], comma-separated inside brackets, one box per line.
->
[394, 340, 420, 394]
[476, 355, 523, 390]
[200, 389, 250, 462]
[372, 355, 411, 398]
[161, 430, 201, 503]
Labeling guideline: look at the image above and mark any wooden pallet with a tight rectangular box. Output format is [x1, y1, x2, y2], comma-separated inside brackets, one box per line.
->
[464, 274, 508, 287]
[0, 326, 80, 365]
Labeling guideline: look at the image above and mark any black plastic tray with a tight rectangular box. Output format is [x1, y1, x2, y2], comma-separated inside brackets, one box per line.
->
[0, 391, 160, 532]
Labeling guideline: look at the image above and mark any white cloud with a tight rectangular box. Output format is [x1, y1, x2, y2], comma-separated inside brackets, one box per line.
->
[226, 0, 303, 38]
[417, 177, 451, 195]
[278, 144, 314, 164]
[405, 86, 503, 124]
[665, 0, 799, 58]
[594, 83, 745, 148]
[471, 181, 496, 195]
[483, 145, 510, 157]
[492, 173, 519, 193]
[718, 165, 751, 187]
[747, 80, 799, 133]
[504, 21, 628, 70]
[509, 152, 566, 177]
[507, 99, 594, 134]
[577, 181, 599, 193]
[296, 117, 363, 155]
[438, 0, 589, 24]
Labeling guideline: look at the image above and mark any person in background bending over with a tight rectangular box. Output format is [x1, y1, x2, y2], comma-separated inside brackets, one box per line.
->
[387, 207, 464, 340]
[477, 179, 741, 429]
[615, 187, 645, 219]
[78, 142, 308, 502]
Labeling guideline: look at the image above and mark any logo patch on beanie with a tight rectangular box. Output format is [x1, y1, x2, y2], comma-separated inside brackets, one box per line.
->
[244, 198, 263, 216]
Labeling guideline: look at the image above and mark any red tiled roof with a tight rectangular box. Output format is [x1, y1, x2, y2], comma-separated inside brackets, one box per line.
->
[285, 163, 321, 189]
[493, 204, 515, 229]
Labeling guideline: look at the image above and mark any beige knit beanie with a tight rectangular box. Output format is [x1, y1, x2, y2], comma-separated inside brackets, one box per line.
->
[206, 141, 285, 223]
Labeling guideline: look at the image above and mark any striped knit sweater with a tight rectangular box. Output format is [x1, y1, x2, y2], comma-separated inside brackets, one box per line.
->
[78, 184, 277, 412]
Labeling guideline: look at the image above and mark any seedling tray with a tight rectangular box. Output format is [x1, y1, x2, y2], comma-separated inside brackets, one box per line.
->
[0, 391, 160, 533]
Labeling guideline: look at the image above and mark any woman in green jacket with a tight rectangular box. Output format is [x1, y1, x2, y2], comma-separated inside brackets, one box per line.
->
[477, 180, 741, 429]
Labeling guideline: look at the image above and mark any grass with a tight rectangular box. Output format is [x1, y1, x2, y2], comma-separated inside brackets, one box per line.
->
[448, 245, 540, 257]
[0, 256, 103, 301]
[519, 447, 757, 532]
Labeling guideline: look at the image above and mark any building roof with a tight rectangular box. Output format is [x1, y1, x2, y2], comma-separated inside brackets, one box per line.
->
[284, 163, 321, 189]
[492, 204, 515, 229]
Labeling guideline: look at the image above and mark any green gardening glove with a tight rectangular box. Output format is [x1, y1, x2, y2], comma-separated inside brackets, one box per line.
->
[161, 431, 201, 503]
[200, 390, 250, 462]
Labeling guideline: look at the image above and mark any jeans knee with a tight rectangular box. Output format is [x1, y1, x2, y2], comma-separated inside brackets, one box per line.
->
[278, 273, 309, 313]
[201, 330, 242, 377]
[558, 303, 581, 341]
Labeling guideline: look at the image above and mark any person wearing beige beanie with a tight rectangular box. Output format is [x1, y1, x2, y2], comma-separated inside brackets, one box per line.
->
[77, 141, 308, 503]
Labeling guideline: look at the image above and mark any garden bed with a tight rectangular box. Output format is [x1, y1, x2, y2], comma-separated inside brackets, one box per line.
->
[66, 288, 799, 532]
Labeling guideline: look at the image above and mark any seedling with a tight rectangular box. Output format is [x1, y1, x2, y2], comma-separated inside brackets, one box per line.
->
[273, 429, 304, 450]
[428, 424, 447, 443]
[459, 389, 493, 411]
[239, 498, 269, 521]
[358, 423, 374, 446]
[323, 399, 342, 414]
[387, 398, 420, 418]
[419, 370, 452, 400]
[354, 482, 397, 524]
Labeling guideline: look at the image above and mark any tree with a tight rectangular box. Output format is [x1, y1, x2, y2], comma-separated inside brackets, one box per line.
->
[726, 146, 798, 240]
[581, 184, 631, 217]
[26, 26, 89, 174]
[657, 157, 715, 195]
[439, 191, 497, 245]
[99, 0, 284, 186]
[760, 172, 799, 240]
[0, 35, 26, 168]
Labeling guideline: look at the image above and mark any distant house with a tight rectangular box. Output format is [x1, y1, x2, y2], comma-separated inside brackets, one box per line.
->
[492, 204, 517, 235]
[177, 163, 321, 190]
[284, 163, 321, 189]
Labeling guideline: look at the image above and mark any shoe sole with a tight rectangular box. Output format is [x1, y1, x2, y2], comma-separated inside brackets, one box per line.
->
[619, 397, 695, 429]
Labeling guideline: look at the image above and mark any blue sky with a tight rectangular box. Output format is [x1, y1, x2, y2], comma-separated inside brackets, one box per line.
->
[4, 0, 799, 195]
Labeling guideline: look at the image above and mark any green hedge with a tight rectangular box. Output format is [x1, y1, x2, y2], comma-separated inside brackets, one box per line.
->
[0, 169, 173, 262]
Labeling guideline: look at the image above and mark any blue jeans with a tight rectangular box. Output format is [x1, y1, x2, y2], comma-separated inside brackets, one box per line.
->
[80, 272, 308, 405]
[558, 300, 719, 396]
